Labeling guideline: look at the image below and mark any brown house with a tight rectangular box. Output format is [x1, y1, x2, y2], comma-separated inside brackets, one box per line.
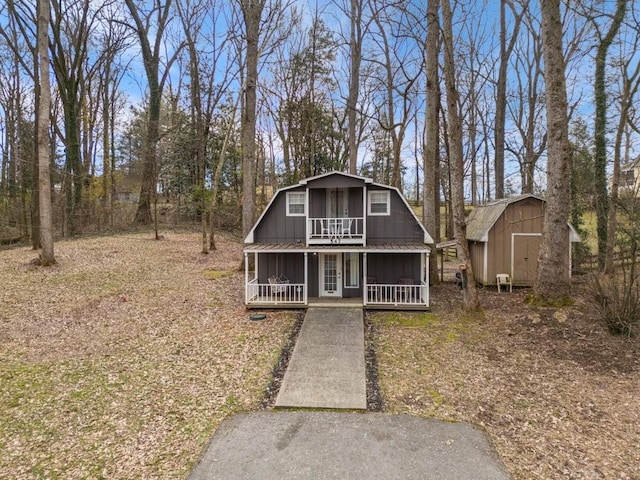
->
[466, 195, 580, 287]
[243, 171, 433, 309]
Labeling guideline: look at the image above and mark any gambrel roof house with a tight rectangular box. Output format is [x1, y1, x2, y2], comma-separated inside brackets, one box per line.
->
[243, 171, 434, 309]
[466, 194, 580, 287]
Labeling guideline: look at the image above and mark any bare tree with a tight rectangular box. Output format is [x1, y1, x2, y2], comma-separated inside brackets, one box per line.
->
[423, 0, 440, 284]
[593, 0, 628, 271]
[494, 0, 523, 199]
[36, 0, 54, 265]
[124, 0, 181, 228]
[347, 0, 364, 174]
[441, 0, 479, 310]
[369, 0, 422, 189]
[238, 0, 264, 238]
[0, 0, 41, 248]
[605, 6, 638, 273]
[534, 0, 573, 300]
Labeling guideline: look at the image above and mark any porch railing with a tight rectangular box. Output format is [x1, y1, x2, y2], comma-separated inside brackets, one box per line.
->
[246, 280, 306, 305]
[365, 282, 428, 306]
[307, 217, 364, 244]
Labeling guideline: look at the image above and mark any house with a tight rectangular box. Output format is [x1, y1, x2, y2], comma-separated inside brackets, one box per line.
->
[619, 157, 640, 196]
[466, 194, 580, 287]
[243, 171, 433, 309]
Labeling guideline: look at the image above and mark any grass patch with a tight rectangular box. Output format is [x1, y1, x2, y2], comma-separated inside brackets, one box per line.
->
[373, 311, 440, 327]
[203, 269, 235, 280]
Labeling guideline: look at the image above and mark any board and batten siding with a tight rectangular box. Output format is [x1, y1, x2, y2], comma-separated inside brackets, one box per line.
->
[366, 187, 423, 244]
[253, 186, 306, 243]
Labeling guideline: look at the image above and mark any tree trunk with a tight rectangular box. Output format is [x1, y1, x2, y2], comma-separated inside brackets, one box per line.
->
[37, 0, 55, 265]
[594, 0, 627, 271]
[240, 0, 264, 238]
[534, 0, 572, 300]
[442, 0, 479, 310]
[605, 43, 638, 273]
[424, 0, 440, 285]
[124, 0, 174, 226]
[494, 1, 522, 199]
[348, 0, 362, 175]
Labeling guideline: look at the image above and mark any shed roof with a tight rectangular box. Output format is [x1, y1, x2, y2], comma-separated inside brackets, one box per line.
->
[466, 194, 580, 242]
[466, 195, 539, 241]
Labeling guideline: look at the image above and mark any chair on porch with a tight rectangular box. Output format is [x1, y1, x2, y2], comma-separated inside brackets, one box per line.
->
[340, 218, 352, 238]
[268, 275, 290, 295]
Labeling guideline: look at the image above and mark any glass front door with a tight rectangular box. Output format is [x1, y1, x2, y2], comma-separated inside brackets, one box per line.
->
[320, 253, 342, 297]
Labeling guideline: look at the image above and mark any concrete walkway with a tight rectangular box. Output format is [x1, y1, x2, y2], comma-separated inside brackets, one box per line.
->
[188, 412, 511, 480]
[187, 306, 512, 479]
[275, 307, 366, 410]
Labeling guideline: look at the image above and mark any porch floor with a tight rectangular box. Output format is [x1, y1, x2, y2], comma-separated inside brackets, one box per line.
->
[246, 296, 429, 310]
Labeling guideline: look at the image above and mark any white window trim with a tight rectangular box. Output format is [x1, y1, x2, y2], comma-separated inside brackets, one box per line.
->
[286, 192, 306, 216]
[368, 190, 390, 216]
[344, 253, 359, 288]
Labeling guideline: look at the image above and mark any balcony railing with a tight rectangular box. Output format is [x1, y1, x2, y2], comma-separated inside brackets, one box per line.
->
[246, 279, 306, 305]
[307, 217, 364, 244]
[365, 282, 428, 307]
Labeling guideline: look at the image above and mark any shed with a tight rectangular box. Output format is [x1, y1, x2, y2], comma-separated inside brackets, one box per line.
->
[466, 195, 580, 287]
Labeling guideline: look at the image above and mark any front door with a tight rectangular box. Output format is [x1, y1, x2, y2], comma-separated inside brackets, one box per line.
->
[328, 189, 349, 218]
[320, 253, 342, 297]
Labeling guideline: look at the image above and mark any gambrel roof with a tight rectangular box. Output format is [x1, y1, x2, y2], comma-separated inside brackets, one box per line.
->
[466, 194, 580, 242]
[244, 171, 434, 244]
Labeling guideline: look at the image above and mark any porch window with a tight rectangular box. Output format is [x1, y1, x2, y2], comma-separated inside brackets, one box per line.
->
[344, 253, 359, 288]
[286, 192, 306, 216]
[368, 191, 390, 215]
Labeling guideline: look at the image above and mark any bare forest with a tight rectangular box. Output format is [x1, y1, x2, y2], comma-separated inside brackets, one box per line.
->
[1, 1, 640, 477]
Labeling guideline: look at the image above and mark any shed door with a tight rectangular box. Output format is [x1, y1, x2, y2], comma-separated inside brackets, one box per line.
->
[512, 234, 542, 285]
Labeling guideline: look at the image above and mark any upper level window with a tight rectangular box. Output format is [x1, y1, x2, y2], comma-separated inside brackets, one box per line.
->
[623, 169, 635, 187]
[368, 190, 390, 216]
[286, 192, 306, 216]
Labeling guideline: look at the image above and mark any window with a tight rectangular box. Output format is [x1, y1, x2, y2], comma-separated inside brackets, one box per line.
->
[286, 192, 306, 216]
[623, 169, 635, 187]
[368, 190, 390, 215]
[344, 253, 359, 288]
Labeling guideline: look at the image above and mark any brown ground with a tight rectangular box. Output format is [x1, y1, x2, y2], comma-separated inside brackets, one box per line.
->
[1, 234, 638, 479]
[372, 271, 640, 480]
[0, 231, 297, 479]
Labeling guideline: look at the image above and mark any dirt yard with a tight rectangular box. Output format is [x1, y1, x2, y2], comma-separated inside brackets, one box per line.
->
[0, 231, 297, 479]
[372, 277, 640, 480]
[1, 233, 638, 479]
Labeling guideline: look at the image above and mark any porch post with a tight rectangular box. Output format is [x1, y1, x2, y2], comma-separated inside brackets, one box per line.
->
[362, 186, 367, 242]
[425, 252, 430, 307]
[244, 252, 249, 304]
[254, 252, 258, 280]
[363, 252, 368, 306]
[304, 252, 308, 305]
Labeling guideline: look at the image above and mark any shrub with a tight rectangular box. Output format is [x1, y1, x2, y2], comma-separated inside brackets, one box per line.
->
[589, 272, 640, 337]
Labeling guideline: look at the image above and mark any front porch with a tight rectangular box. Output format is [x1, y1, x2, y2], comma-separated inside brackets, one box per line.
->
[244, 246, 430, 310]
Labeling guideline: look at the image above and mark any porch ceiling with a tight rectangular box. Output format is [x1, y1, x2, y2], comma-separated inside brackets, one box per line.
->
[244, 243, 431, 254]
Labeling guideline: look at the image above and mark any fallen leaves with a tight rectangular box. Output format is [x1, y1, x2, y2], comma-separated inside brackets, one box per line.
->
[0, 230, 296, 479]
[373, 280, 640, 480]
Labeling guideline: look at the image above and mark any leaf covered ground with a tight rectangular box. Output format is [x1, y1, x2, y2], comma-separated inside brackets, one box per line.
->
[0, 231, 296, 479]
[372, 278, 640, 480]
[1, 234, 639, 479]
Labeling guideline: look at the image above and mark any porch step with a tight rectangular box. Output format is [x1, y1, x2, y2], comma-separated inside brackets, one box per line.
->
[275, 307, 366, 410]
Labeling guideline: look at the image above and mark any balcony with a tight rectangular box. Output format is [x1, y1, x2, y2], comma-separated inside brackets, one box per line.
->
[307, 217, 364, 245]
